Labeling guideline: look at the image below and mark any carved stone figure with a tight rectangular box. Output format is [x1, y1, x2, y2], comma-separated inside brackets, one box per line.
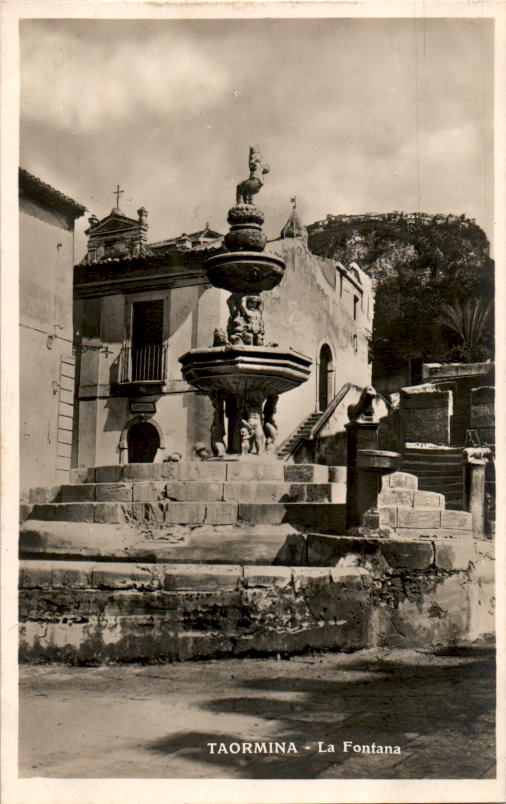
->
[348, 386, 377, 423]
[240, 423, 251, 455]
[236, 146, 270, 205]
[263, 394, 279, 452]
[227, 294, 264, 346]
[241, 394, 265, 455]
[210, 392, 227, 457]
[212, 328, 228, 346]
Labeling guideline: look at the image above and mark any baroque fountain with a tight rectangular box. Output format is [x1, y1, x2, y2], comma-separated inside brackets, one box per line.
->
[179, 147, 312, 457]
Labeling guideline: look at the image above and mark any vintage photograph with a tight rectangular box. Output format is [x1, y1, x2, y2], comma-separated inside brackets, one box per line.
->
[3, 3, 502, 799]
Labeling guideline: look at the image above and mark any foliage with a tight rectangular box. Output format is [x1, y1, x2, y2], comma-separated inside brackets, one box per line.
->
[307, 216, 494, 384]
[437, 299, 492, 362]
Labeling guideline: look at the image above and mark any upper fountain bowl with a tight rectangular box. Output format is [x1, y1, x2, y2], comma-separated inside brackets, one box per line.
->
[204, 251, 285, 294]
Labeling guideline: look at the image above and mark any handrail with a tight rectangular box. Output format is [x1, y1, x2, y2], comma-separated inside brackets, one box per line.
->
[118, 345, 167, 383]
[276, 411, 318, 455]
[278, 382, 358, 462]
[309, 382, 356, 439]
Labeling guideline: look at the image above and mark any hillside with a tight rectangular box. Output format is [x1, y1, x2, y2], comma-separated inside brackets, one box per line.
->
[307, 213, 494, 392]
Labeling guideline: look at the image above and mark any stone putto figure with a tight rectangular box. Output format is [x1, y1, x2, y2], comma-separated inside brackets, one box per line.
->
[236, 146, 270, 205]
[227, 294, 265, 346]
[241, 394, 265, 455]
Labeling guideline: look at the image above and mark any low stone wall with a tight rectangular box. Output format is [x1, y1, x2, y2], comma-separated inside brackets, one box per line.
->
[19, 537, 494, 663]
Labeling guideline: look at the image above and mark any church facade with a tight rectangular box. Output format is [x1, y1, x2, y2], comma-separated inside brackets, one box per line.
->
[73, 200, 374, 467]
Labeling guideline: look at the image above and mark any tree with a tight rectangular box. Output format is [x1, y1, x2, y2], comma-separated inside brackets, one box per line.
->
[437, 299, 492, 362]
[307, 215, 494, 392]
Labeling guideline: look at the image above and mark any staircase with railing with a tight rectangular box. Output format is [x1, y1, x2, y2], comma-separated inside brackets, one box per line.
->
[277, 383, 356, 460]
[276, 411, 323, 460]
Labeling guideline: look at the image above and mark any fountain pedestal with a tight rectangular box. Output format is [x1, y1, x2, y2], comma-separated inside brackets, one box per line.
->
[179, 150, 312, 457]
[180, 344, 311, 454]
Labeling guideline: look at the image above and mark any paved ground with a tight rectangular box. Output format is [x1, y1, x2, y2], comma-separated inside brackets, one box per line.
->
[19, 642, 495, 779]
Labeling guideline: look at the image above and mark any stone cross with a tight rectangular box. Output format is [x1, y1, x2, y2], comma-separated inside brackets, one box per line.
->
[113, 184, 124, 208]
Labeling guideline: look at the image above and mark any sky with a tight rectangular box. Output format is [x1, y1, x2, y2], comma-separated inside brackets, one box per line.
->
[20, 17, 494, 256]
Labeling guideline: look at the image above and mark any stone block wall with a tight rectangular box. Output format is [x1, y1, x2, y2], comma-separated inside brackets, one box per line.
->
[471, 386, 495, 444]
[19, 537, 494, 663]
[400, 386, 452, 445]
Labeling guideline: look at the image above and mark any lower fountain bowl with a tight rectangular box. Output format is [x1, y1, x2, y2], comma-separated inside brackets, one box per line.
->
[179, 345, 312, 396]
[204, 251, 285, 294]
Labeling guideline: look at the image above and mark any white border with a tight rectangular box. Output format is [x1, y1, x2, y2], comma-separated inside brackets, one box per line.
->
[1, 3, 505, 803]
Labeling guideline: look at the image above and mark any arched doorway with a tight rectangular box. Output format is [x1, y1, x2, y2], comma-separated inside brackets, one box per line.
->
[127, 421, 160, 463]
[318, 344, 333, 411]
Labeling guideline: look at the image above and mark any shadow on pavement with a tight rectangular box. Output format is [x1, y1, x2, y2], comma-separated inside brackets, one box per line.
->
[146, 646, 495, 779]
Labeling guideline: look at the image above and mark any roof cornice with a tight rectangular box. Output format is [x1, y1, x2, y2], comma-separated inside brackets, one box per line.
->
[19, 168, 86, 218]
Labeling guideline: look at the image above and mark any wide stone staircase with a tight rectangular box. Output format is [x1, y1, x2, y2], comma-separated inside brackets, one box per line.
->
[19, 459, 490, 664]
[401, 445, 464, 511]
[20, 461, 348, 564]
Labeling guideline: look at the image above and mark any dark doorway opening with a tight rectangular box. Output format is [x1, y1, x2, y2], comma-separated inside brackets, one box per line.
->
[131, 300, 164, 381]
[318, 344, 333, 411]
[127, 421, 160, 463]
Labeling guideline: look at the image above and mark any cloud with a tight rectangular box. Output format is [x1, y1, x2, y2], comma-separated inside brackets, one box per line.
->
[20, 19, 494, 243]
[21, 23, 231, 132]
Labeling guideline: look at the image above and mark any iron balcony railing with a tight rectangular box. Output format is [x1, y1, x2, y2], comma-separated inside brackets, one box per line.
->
[118, 345, 168, 383]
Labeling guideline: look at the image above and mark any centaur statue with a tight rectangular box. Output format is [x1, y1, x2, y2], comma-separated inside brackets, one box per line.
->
[236, 146, 270, 205]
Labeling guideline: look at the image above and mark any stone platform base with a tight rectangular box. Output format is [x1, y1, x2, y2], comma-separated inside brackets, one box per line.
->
[19, 537, 494, 663]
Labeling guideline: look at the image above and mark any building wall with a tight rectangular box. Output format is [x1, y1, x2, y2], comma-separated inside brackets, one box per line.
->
[75, 284, 225, 466]
[74, 239, 373, 467]
[265, 239, 373, 440]
[20, 205, 76, 494]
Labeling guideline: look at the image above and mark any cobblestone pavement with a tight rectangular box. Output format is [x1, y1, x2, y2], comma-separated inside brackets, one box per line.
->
[19, 642, 495, 779]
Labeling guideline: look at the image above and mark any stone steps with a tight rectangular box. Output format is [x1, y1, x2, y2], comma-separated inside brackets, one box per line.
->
[59, 480, 346, 504]
[277, 413, 322, 457]
[70, 461, 340, 485]
[21, 462, 348, 524]
[25, 500, 347, 530]
[402, 447, 464, 511]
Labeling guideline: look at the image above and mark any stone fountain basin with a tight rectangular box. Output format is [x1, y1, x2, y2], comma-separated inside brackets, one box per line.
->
[204, 251, 285, 294]
[179, 345, 312, 395]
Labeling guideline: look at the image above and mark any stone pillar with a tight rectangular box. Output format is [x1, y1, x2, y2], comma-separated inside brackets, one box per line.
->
[345, 420, 381, 528]
[464, 447, 491, 538]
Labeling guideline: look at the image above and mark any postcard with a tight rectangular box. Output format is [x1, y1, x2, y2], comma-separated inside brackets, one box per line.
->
[1, 1, 504, 803]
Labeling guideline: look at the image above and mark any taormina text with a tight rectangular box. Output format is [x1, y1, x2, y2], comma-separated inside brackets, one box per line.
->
[206, 741, 402, 755]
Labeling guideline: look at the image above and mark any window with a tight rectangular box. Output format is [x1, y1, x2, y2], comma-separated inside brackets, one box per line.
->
[119, 297, 167, 384]
[318, 344, 334, 411]
[130, 300, 164, 381]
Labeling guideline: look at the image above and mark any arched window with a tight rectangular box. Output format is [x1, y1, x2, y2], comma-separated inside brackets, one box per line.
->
[127, 421, 160, 463]
[318, 343, 334, 411]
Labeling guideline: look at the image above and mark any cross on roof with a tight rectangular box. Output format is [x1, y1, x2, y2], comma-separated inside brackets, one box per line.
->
[113, 184, 124, 208]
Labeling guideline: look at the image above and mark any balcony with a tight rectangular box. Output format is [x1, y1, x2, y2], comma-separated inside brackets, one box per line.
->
[118, 345, 168, 386]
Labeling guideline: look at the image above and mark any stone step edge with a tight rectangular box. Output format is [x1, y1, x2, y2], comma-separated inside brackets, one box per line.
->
[58, 480, 346, 504]
[71, 462, 344, 484]
[19, 536, 489, 586]
[25, 501, 348, 527]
